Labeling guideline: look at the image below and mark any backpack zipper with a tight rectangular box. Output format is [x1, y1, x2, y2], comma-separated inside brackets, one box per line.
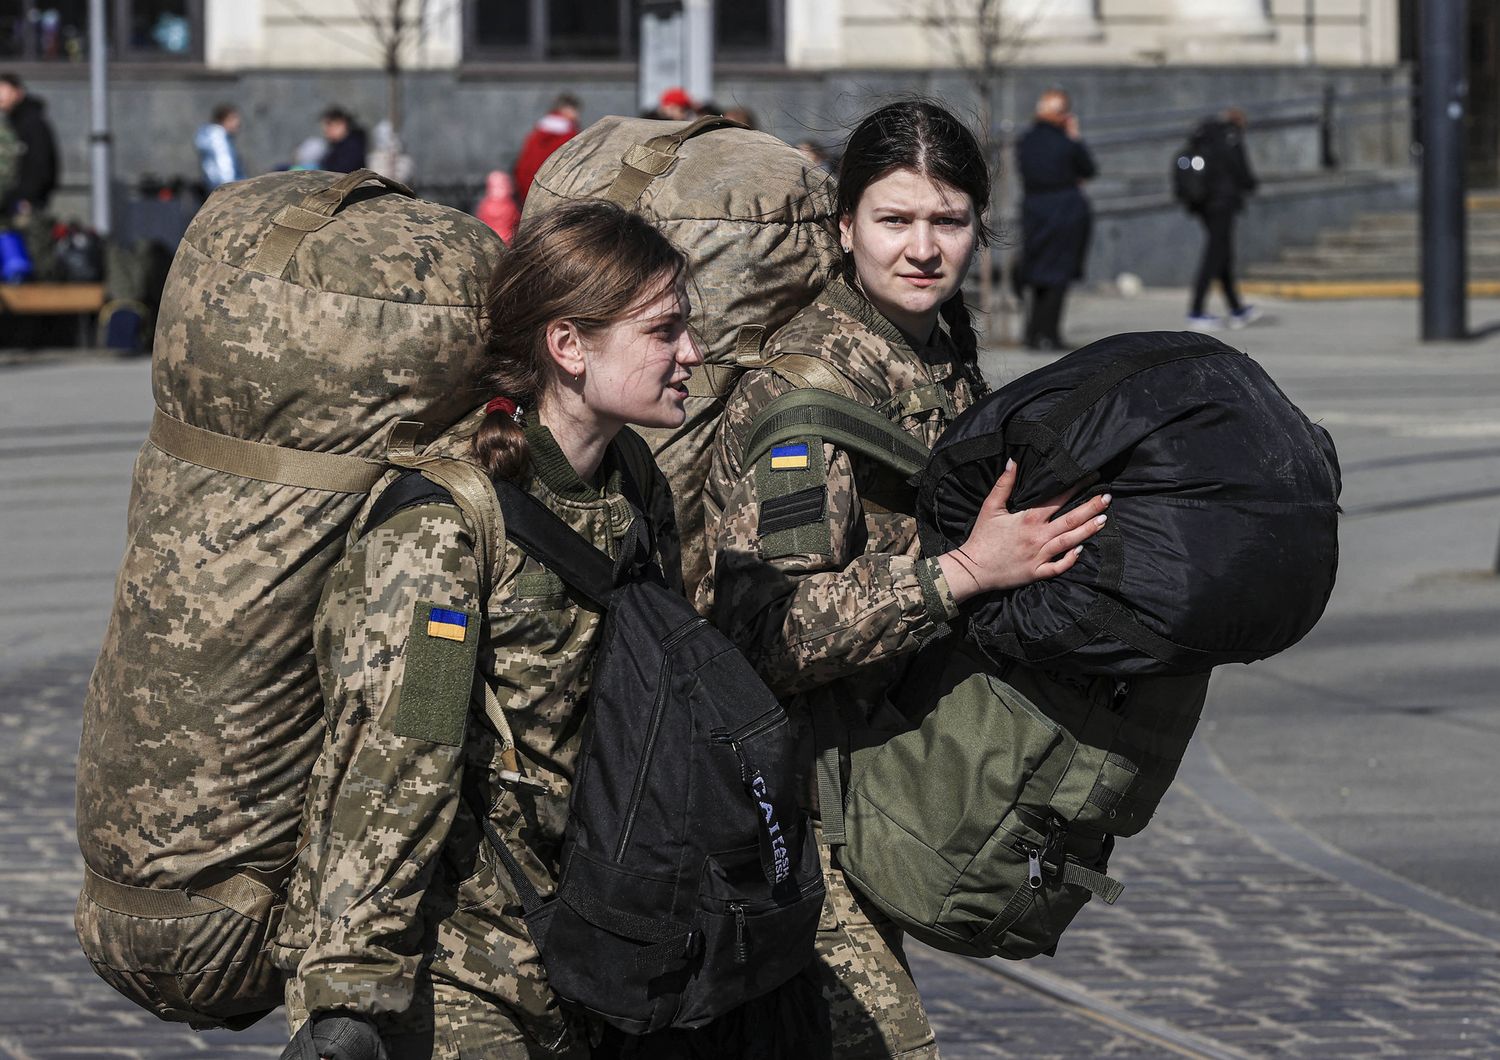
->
[731, 902, 748, 962]
[614, 617, 706, 863]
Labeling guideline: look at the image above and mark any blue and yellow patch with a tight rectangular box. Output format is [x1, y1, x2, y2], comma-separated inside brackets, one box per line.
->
[426, 607, 469, 642]
[770, 443, 810, 471]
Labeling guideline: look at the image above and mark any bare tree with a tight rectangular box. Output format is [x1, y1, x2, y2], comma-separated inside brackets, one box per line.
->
[923, 0, 1041, 346]
[274, 0, 456, 136]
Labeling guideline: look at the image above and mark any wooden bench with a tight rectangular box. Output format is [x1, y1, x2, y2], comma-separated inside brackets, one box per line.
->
[0, 283, 106, 346]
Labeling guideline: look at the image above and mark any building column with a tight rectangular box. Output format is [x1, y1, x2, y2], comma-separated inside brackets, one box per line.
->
[1172, 0, 1273, 37]
[786, 0, 844, 69]
[1007, 0, 1102, 43]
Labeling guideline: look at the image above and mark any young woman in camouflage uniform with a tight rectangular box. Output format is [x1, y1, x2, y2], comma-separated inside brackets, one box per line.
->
[276, 202, 700, 1059]
[697, 102, 1112, 1058]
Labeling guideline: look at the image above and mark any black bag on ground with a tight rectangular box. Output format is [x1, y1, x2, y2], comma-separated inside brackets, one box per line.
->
[372, 472, 824, 1035]
[916, 331, 1341, 675]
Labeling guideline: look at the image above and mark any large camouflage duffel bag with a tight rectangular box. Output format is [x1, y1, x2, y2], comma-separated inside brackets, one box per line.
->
[74, 169, 503, 1030]
[521, 114, 841, 593]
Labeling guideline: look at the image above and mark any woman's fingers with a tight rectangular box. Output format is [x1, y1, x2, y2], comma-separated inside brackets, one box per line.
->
[981, 459, 1019, 513]
[1050, 492, 1111, 531]
[1048, 512, 1107, 555]
[1037, 545, 1084, 579]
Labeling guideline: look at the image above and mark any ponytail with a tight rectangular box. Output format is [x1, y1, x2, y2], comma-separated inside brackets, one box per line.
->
[473, 397, 530, 481]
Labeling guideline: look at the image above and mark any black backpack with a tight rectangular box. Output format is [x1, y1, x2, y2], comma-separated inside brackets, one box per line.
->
[370, 469, 825, 1035]
[1171, 124, 1210, 210]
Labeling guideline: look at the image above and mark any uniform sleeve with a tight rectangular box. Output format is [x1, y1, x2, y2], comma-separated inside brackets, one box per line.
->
[699, 377, 958, 698]
[296, 503, 483, 1020]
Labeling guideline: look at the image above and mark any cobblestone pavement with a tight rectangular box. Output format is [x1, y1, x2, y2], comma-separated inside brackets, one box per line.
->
[4, 656, 1499, 1059]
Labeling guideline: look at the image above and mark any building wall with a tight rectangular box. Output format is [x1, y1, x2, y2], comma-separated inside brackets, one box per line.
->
[797, 0, 1399, 70]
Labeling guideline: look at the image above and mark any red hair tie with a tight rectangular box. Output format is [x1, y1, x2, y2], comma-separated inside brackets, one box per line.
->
[485, 396, 522, 421]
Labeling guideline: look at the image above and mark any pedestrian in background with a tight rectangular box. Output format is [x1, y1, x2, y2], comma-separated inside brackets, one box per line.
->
[514, 93, 581, 205]
[1015, 89, 1096, 351]
[195, 103, 244, 193]
[1185, 107, 1260, 331]
[319, 106, 368, 174]
[654, 86, 696, 121]
[0, 72, 58, 217]
[475, 169, 520, 243]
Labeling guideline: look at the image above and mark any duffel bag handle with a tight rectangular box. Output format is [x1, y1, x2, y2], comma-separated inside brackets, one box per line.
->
[604, 115, 746, 209]
[250, 168, 415, 278]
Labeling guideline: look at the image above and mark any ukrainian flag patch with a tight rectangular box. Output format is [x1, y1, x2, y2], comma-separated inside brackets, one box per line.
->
[770, 443, 810, 471]
[427, 607, 469, 642]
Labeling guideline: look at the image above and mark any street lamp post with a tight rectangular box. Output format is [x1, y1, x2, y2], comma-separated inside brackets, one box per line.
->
[1419, 0, 1467, 341]
[88, 0, 111, 236]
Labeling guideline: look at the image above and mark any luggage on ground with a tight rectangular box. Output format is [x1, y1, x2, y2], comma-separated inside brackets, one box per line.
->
[520, 114, 841, 593]
[74, 169, 504, 1030]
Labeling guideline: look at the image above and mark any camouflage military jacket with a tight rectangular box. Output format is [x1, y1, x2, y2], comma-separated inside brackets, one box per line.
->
[697, 277, 984, 762]
[277, 409, 677, 1045]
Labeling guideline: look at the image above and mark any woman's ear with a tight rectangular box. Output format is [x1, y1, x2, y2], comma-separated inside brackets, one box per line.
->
[838, 214, 853, 254]
[544, 319, 585, 380]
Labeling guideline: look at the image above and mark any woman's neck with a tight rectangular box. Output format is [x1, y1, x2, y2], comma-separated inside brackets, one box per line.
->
[537, 391, 618, 485]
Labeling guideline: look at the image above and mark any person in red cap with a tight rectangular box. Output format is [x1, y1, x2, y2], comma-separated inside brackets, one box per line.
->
[513, 93, 582, 205]
[657, 86, 696, 121]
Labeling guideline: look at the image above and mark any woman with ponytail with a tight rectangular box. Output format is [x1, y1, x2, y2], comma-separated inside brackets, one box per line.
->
[697, 100, 1110, 1058]
[279, 201, 698, 1059]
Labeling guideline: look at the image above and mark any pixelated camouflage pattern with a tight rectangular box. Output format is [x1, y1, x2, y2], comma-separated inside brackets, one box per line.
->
[275, 411, 673, 1056]
[75, 170, 503, 1025]
[698, 279, 982, 1057]
[522, 115, 842, 594]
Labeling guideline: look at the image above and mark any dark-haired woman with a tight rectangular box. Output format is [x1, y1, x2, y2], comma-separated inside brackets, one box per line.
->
[276, 201, 699, 1059]
[698, 101, 1110, 1057]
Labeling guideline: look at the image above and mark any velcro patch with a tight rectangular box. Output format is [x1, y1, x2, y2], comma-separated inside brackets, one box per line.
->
[770, 443, 810, 470]
[394, 601, 480, 746]
[758, 485, 827, 537]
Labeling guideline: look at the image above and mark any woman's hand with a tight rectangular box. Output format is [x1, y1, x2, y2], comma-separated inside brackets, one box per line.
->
[936, 459, 1110, 604]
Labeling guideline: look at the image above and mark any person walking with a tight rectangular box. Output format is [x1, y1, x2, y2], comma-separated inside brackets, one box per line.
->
[513, 94, 581, 205]
[195, 103, 244, 192]
[698, 100, 1110, 1059]
[475, 169, 520, 243]
[0, 72, 58, 217]
[1185, 107, 1260, 330]
[319, 106, 368, 173]
[275, 201, 700, 1059]
[1015, 89, 1096, 351]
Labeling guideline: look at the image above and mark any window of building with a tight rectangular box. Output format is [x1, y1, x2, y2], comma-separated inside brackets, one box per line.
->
[0, 0, 202, 62]
[465, 0, 781, 63]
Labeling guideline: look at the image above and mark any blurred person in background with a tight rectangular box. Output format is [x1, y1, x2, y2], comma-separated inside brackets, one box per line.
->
[0, 72, 58, 217]
[476, 169, 520, 243]
[320, 106, 368, 174]
[1015, 88, 1095, 352]
[1185, 107, 1260, 331]
[514, 93, 581, 204]
[655, 86, 696, 121]
[195, 103, 244, 193]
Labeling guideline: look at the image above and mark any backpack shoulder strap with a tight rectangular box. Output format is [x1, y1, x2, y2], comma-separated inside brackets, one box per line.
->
[742, 385, 932, 482]
[494, 481, 621, 610]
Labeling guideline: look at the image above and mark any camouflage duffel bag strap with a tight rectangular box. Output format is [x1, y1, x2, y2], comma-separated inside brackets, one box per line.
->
[146, 169, 418, 497]
[602, 113, 745, 211]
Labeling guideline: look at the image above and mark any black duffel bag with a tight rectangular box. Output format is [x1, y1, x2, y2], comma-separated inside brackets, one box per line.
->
[916, 331, 1341, 675]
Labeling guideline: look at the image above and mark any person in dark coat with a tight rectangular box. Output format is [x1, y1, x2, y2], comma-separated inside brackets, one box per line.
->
[0, 72, 59, 216]
[1015, 89, 1096, 351]
[319, 106, 368, 174]
[1186, 107, 1260, 330]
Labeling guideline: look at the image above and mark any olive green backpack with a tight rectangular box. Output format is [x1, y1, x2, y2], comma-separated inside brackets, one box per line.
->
[738, 371, 1211, 960]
